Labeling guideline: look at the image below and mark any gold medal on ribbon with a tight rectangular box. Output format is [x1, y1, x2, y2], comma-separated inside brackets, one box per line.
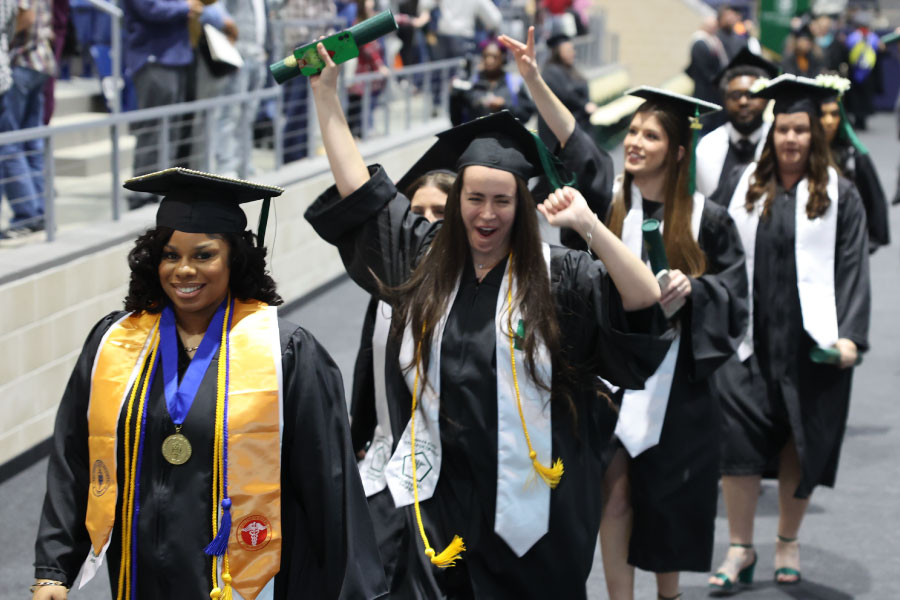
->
[161, 432, 192, 465]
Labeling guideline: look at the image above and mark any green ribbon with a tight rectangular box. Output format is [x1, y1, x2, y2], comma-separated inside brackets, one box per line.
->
[838, 100, 869, 156]
[688, 105, 702, 196]
[530, 131, 576, 191]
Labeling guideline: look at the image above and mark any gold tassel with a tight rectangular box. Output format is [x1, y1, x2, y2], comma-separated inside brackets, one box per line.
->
[531, 455, 564, 488]
[426, 535, 466, 568]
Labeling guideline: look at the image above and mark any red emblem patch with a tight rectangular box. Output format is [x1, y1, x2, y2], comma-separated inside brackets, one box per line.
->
[236, 515, 272, 551]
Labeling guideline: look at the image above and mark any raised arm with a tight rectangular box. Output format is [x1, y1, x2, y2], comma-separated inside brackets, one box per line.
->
[499, 27, 576, 147]
[539, 187, 661, 310]
[309, 42, 371, 198]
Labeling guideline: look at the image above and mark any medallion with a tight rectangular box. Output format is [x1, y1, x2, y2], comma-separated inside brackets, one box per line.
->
[161, 432, 192, 465]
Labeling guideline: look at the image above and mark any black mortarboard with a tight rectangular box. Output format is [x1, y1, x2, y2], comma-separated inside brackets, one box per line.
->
[546, 34, 571, 49]
[626, 86, 722, 117]
[124, 168, 284, 240]
[395, 111, 572, 193]
[751, 73, 835, 116]
[713, 46, 780, 87]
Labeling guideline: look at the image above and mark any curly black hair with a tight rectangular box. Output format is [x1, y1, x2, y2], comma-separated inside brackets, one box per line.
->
[124, 227, 283, 313]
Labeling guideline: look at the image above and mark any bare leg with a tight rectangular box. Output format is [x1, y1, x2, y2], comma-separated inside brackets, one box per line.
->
[600, 448, 635, 600]
[708, 475, 761, 588]
[655, 571, 680, 598]
[775, 439, 809, 583]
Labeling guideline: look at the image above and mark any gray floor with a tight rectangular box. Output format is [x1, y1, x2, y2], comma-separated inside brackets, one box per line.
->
[3, 114, 899, 598]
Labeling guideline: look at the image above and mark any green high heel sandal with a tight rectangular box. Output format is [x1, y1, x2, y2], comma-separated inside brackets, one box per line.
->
[709, 543, 757, 597]
[774, 535, 802, 585]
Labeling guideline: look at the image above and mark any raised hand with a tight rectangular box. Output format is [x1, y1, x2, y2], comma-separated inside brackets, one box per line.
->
[537, 187, 591, 231]
[498, 26, 539, 83]
[309, 40, 340, 96]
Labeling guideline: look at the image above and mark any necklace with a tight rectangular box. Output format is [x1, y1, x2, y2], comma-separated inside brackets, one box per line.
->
[184, 344, 200, 353]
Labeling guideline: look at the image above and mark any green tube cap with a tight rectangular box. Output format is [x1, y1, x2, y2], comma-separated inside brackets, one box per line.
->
[350, 10, 398, 46]
[641, 218, 669, 274]
[270, 55, 300, 85]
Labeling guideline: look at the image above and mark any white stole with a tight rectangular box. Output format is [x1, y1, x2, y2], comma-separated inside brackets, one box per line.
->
[358, 301, 395, 497]
[728, 163, 840, 360]
[386, 244, 554, 557]
[695, 122, 770, 197]
[613, 184, 703, 457]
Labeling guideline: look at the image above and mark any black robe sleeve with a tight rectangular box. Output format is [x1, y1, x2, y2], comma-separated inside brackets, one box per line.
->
[279, 323, 388, 599]
[34, 312, 125, 585]
[688, 202, 749, 380]
[834, 179, 871, 352]
[852, 150, 890, 249]
[305, 166, 439, 295]
[349, 296, 380, 454]
[552, 126, 615, 251]
[553, 249, 673, 389]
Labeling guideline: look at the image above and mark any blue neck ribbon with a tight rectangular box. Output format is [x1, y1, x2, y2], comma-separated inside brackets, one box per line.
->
[159, 300, 227, 426]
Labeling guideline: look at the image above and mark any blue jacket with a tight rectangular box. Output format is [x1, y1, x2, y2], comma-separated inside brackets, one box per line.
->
[123, 0, 227, 76]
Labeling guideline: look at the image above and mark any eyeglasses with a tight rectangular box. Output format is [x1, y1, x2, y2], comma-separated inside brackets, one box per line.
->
[725, 90, 754, 101]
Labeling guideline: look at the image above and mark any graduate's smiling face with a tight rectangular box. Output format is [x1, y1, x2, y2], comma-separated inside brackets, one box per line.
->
[624, 112, 672, 180]
[819, 101, 841, 145]
[459, 165, 517, 262]
[158, 231, 231, 321]
[773, 112, 812, 174]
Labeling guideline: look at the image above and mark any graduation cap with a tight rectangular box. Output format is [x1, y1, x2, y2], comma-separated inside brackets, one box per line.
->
[626, 86, 722, 195]
[124, 168, 285, 244]
[713, 46, 780, 87]
[395, 110, 573, 194]
[751, 73, 836, 116]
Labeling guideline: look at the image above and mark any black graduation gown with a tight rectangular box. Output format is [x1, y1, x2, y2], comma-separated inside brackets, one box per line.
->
[550, 125, 615, 251]
[831, 140, 890, 250]
[350, 296, 381, 454]
[617, 198, 748, 573]
[34, 313, 388, 599]
[538, 62, 592, 149]
[305, 167, 672, 599]
[711, 169, 871, 499]
[714, 136, 761, 196]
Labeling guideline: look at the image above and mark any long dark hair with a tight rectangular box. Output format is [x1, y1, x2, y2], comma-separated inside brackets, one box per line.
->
[388, 169, 561, 396]
[607, 102, 707, 277]
[124, 227, 282, 313]
[746, 113, 833, 219]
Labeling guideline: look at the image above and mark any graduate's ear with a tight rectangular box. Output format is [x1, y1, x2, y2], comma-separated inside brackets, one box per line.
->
[677, 145, 686, 162]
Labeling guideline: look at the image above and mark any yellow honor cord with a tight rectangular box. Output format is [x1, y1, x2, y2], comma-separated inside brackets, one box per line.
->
[410, 329, 466, 568]
[116, 326, 160, 600]
[506, 254, 564, 488]
[210, 296, 233, 598]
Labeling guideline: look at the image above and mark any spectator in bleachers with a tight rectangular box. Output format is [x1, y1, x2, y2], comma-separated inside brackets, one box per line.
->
[418, 0, 501, 60]
[395, 0, 430, 68]
[41, 0, 70, 124]
[123, 0, 229, 209]
[346, 0, 390, 139]
[541, 0, 576, 38]
[450, 38, 535, 125]
[272, 0, 337, 163]
[536, 34, 593, 149]
[0, 0, 56, 237]
[211, 0, 269, 178]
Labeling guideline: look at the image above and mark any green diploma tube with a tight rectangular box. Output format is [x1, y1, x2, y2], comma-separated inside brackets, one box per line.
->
[809, 346, 863, 366]
[642, 218, 683, 318]
[270, 10, 398, 84]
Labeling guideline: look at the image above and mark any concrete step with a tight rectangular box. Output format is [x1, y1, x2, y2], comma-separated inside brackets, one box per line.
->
[54, 136, 137, 177]
[52, 77, 105, 118]
[47, 113, 111, 149]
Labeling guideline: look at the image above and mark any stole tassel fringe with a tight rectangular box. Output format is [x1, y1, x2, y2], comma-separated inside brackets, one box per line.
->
[427, 535, 466, 568]
[531, 456, 564, 488]
[204, 498, 232, 556]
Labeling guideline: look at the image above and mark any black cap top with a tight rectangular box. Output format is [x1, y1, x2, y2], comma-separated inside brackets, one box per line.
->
[395, 111, 572, 192]
[626, 86, 722, 117]
[124, 168, 284, 234]
[546, 34, 571, 48]
[751, 73, 836, 116]
[713, 46, 780, 86]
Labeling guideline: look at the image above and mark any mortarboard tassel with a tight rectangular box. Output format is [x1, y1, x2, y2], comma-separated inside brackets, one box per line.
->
[838, 100, 869, 156]
[529, 131, 576, 192]
[507, 254, 564, 489]
[688, 105, 703, 197]
[410, 328, 466, 568]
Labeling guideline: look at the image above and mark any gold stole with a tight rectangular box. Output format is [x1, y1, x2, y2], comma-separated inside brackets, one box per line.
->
[84, 301, 283, 600]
